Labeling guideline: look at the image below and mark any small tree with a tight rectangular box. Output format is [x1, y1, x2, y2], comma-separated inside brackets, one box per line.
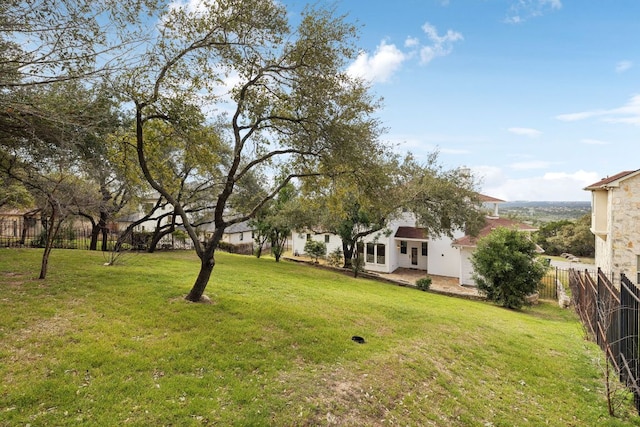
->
[326, 247, 343, 267]
[304, 240, 326, 264]
[471, 227, 548, 309]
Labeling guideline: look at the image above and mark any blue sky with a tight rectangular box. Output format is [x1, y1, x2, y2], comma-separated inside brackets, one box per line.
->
[282, 0, 640, 201]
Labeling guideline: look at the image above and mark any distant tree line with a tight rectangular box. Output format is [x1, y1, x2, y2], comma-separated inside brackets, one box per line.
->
[534, 214, 594, 257]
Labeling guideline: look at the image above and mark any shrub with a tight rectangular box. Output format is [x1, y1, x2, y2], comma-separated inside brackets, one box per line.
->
[416, 276, 432, 291]
[304, 240, 326, 263]
[327, 247, 343, 267]
[351, 253, 364, 277]
[471, 227, 549, 309]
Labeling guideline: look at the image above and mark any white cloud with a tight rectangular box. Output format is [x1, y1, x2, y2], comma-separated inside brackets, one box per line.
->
[347, 41, 407, 83]
[505, 0, 562, 24]
[404, 37, 420, 48]
[419, 23, 463, 65]
[168, 0, 208, 15]
[347, 22, 462, 83]
[556, 95, 640, 126]
[556, 111, 602, 121]
[508, 127, 542, 137]
[616, 60, 633, 73]
[478, 168, 598, 201]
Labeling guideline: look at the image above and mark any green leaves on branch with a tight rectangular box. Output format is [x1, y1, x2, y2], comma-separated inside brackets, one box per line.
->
[471, 227, 549, 310]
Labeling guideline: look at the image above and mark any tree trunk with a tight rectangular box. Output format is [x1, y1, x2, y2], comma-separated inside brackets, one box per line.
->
[89, 220, 99, 250]
[185, 250, 216, 302]
[342, 240, 354, 269]
[148, 228, 173, 253]
[39, 208, 63, 279]
[185, 225, 224, 302]
[272, 234, 286, 262]
[100, 224, 109, 251]
[99, 211, 109, 251]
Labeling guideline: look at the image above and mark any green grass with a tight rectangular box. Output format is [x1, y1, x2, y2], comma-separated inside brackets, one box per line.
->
[1, 248, 638, 426]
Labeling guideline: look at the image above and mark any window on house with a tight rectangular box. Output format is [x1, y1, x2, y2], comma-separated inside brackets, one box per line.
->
[239, 232, 244, 241]
[366, 243, 374, 263]
[251, 231, 255, 239]
[325, 234, 330, 243]
[376, 243, 386, 264]
[400, 241, 407, 254]
[422, 242, 428, 256]
[306, 233, 311, 241]
[357, 241, 364, 258]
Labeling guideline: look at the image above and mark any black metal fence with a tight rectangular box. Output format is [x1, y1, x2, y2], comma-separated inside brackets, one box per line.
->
[1, 226, 98, 250]
[0, 225, 256, 254]
[539, 266, 567, 300]
[570, 268, 640, 413]
[0, 226, 186, 251]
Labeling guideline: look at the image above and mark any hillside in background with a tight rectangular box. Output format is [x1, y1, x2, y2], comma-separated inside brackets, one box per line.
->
[499, 201, 591, 224]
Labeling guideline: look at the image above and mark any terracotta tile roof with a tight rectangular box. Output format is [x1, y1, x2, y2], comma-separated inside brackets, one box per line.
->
[452, 217, 537, 248]
[584, 169, 640, 190]
[395, 226, 428, 239]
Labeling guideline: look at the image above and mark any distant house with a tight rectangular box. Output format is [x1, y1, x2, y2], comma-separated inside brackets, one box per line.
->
[0, 208, 42, 246]
[584, 169, 640, 283]
[221, 220, 254, 245]
[291, 194, 537, 286]
[114, 195, 176, 234]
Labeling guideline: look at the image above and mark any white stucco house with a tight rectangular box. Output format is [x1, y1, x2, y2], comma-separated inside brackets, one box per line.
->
[584, 169, 640, 284]
[291, 194, 537, 286]
[221, 220, 255, 245]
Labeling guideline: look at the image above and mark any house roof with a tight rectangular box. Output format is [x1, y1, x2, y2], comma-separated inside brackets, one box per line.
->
[584, 169, 640, 190]
[224, 220, 253, 234]
[477, 193, 505, 203]
[452, 217, 538, 248]
[395, 226, 428, 240]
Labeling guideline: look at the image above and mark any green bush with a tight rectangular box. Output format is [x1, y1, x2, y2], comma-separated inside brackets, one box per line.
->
[471, 227, 549, 309]
[416, 276, 432, 291]
[304, 240, 326, 263]
[327, 247, 343, 267]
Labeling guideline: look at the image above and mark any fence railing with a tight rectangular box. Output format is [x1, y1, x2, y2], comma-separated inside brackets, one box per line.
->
[570, 268, 640, 414]
[0, 227, 185, 251]
[0, 226, 257, 254]
[539, 266, 567, 300]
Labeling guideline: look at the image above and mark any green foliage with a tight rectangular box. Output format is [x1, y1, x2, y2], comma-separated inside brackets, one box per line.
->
[250, 182, 303, 262]
[534, 214, 594, 257]
[171, 229, 188, 243]
[304, 240, 327, 263]
[327, 247, 344, 267]
[0, 181, 33, 209]
[416, 276, 432, 291]
[471, 227, 549, 309]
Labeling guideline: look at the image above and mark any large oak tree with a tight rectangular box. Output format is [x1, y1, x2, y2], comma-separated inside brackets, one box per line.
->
[121, 0, 384, 301]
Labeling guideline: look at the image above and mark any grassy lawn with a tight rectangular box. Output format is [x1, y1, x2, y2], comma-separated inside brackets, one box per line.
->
[1, 249, 638, 426]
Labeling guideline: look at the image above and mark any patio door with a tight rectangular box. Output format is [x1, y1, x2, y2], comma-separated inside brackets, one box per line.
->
[411, 247, 418, 266]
